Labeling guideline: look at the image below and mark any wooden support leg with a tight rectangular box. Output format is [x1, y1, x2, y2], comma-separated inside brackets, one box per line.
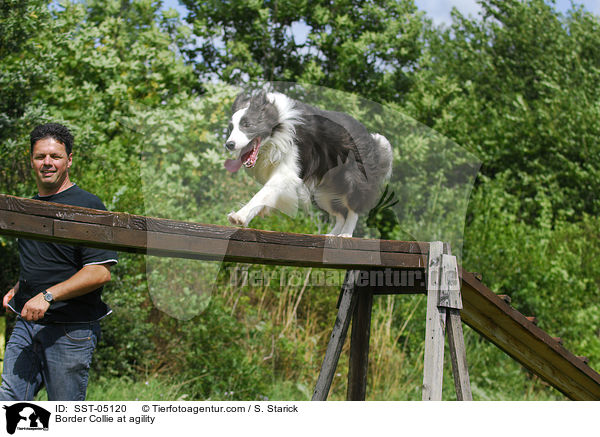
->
[347, 288, 373, 401]
[441, 252, 472, 400]
[447, 308, 472, 400]
[312, 271, 359, 401]
[422, 242, 446, 401]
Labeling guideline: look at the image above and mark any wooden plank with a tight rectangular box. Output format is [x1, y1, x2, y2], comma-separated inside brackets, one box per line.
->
[312, 271, 359, 401]
[439, 250, 472, 400]
[0, 194, 121, 226]
[347, 287, 374, 401]
[461, 299, 596, 399]
[422, 241, 445, 401]
[0, 196, 428, 271]
[53, 219, 426, 269]
[358, 268, 427, 295]
[460, 269, 600, 400]
[0, 210, 53, 238]
[0, 195, 429, 255]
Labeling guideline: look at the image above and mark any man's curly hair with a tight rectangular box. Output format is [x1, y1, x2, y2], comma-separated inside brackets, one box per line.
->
[30, 123, 74, 155]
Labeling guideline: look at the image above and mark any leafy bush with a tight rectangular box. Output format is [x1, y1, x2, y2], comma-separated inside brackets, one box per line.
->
[464, 176, 600, 367]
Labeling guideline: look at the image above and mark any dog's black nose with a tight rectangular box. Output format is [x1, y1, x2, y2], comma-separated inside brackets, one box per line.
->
[225, 141, 236, 151]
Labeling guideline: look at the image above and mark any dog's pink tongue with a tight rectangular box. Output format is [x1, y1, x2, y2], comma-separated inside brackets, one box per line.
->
[224, 158, 243, 173]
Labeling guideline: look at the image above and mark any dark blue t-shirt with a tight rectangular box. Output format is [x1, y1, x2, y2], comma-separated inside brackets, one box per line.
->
[8, 184, 118, 323]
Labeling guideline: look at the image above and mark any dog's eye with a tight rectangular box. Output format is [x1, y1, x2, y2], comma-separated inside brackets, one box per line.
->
[240, 118, 249, 128]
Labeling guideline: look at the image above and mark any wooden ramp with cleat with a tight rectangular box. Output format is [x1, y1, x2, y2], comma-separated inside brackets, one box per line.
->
[0, 194, 599, 400]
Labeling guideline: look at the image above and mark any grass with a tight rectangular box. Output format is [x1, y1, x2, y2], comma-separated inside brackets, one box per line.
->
[34, 373, 190, 401]
[77, 294, 564, 402]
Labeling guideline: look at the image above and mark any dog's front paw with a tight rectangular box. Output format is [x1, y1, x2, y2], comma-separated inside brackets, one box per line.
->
[228, 211, 247, 226]
[324, 232, 352, 238]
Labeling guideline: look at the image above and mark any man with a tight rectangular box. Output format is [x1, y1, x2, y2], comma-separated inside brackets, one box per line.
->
[0, 123, 118, 401]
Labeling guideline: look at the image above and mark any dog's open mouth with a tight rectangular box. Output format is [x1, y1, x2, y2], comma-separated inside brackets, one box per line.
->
[224, 137, 261, 173]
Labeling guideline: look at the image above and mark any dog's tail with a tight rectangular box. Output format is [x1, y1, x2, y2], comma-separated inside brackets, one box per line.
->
[371, 133, 393, 181]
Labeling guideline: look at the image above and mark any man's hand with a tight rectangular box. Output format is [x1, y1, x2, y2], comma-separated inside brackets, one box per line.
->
[21, 293, 51, 322]
[3, 287, 16, 309]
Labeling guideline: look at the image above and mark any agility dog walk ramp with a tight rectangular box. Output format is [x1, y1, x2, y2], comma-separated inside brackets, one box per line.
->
[0, 194, 598, 400]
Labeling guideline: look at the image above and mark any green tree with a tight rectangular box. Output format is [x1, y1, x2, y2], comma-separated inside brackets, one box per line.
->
[404, 0, 600, 372]
[182, 0, 425, 102]
[0, 1, 276, 396]
[405, 0, 600, 222]
[0, 0, 57, 197]
[2, 0, 598, 400]
[0, 0, 59, 295]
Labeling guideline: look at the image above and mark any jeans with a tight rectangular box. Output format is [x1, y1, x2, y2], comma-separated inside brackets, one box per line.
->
[0, 318, 100, 401]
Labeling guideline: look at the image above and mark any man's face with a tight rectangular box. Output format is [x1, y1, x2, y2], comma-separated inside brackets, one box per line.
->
[30, 137, 72, 194]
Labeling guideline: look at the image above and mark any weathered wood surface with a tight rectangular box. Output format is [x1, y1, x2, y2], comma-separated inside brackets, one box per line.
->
[459, 269, 600, 400]
[446, 309, 473, 401]
[438, 248, 472, 401]
[422, 241, 445, 401]
[347, 287, 374, 401]
[439, 254, 462, 310]
[0, 195, 428, 271]
[2, 194, 600, 400]
[312, 271, 359, 401]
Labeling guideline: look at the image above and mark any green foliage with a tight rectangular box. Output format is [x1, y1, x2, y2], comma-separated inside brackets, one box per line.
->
[152, 293, 272, 400]
[181, 0, 425, 102]
[0, 0, 55, 197]
[464, 175, 600, 366]
[407, 0, 600, 222]
[91, 254, 156, 378]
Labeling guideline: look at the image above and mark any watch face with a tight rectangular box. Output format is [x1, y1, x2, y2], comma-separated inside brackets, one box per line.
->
[44, 292, 53, 302]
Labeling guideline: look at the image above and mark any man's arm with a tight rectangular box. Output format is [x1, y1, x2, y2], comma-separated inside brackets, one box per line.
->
[20, 264, 112, 322]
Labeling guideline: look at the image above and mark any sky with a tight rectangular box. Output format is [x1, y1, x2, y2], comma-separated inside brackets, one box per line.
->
[413, 0, 600, 25]
[162, 0, 600, 25]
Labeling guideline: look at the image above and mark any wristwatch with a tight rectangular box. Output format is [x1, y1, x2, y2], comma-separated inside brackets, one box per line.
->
[42, 290, 54, 304]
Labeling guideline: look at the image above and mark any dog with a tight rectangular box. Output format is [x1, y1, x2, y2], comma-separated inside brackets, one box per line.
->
[224, 90, 393, 237]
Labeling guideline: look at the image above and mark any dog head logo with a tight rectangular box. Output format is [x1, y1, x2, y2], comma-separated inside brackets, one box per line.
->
[3, 403, 50, 434]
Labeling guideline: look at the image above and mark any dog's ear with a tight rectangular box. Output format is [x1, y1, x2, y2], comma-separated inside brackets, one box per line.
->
[255, 90, 269, 105]
[248, 91, 273, 115]
[232, 92, 252, 113]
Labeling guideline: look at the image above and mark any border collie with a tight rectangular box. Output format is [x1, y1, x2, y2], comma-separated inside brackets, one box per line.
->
[224, 90, 393, 237]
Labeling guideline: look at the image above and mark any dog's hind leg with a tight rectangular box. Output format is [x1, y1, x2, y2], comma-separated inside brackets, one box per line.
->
[338, 210, 359, 238]
[326, 213, 346, 236]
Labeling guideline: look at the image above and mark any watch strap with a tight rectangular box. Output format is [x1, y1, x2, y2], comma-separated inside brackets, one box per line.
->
[42, 290, 54, 304]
